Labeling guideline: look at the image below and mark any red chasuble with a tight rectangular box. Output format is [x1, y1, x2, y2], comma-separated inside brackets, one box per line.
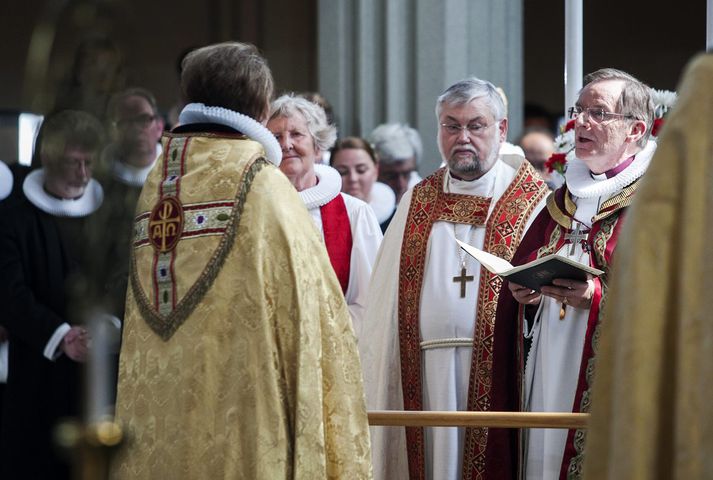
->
[320, 194, 352, 294]
[486, 179, 641, 480]
[397, 164, 548, 480]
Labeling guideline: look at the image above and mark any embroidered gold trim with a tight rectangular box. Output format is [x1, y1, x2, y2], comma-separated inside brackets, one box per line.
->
[592, 178, 640, 223]
[131, 155, 268, 341]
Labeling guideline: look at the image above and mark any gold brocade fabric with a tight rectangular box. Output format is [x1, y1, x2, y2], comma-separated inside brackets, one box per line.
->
[111, 133, 372, 479]
[583, 53, 713, 479]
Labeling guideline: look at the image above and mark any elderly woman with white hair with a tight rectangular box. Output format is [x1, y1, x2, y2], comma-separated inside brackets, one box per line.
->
[268, 94, 382, 330]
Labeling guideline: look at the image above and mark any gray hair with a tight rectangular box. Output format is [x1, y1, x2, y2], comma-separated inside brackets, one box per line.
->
[367, 123, 423, 166]
[582, 68, 654, 148]
[269, 94, 337, 152]
[436, 77, 506, 122]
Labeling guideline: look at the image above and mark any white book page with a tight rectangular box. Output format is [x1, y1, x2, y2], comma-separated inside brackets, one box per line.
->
[456, 239, 514, 274]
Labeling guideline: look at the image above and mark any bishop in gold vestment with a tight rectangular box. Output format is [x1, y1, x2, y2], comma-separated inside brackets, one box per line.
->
[110, 116, 372, 479]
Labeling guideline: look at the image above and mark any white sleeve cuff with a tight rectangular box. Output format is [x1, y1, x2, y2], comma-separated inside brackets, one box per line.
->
[44, 323, 72, 360]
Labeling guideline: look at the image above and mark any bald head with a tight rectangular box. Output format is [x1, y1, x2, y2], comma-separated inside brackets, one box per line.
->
[519, 129, 554, 176]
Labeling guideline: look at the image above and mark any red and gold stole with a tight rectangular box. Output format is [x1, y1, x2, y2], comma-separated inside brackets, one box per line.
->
[398, 163, 547, 480]
[320, 194, 353, 294]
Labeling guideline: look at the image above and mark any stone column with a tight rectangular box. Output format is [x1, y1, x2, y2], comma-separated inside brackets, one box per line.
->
[318, 0, 523, 175]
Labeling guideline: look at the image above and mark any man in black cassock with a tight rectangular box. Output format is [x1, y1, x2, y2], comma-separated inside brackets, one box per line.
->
[0, 110, 104, 480]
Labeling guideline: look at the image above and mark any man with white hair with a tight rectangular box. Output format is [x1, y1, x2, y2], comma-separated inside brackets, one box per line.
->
[361, 77, 549, 479]
[369, 122, 423, 204]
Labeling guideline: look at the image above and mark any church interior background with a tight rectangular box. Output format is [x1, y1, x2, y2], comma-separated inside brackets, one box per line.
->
[0, 0, 707, 182]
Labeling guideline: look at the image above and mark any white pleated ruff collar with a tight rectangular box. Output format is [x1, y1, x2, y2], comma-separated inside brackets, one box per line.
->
[564, 140, 657, 199]
[298, 164, 342, 210]
[0, 161, 12, 201]
[23, 169, 103, 217]
[178, 103, 282, 166]
[110, 143, 162, 187]
[369, 182, 396, 224]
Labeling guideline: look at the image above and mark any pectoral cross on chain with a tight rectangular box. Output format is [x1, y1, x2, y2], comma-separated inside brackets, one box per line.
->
[565, 223, 589, 255]
[453, 263, 474, 298]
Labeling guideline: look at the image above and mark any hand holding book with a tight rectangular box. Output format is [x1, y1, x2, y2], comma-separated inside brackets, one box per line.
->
[455, 239, 603, 293]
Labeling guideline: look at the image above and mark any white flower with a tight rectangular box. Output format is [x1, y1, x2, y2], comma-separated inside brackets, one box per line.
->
[650, 89, 677, 118]
[554, 129, 575, 154]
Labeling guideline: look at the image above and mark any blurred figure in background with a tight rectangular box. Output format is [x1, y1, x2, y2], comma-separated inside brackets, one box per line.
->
[53, 36, 126, 120]
[0, 110, 105, 480]
[368, 122, 423, 204]
[330, 136, 396, 231]
[518, 126, 563, 189]
[90, 87, 164, 316]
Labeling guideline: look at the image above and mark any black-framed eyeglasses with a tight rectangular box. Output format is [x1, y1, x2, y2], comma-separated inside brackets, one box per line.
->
[568, 106, 634, 123]
[116, 114, 157, 128]
[440, 122, 497, 137]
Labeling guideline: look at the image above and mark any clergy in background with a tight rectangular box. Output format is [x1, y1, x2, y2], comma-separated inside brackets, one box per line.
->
[583, 53, 713, 479]
[487, 68, 657, 480]
[0, 110, 104, 480]
[110, 42, 372, 479]
[88, 87, 164, 319]
[360, 77, 548, 480]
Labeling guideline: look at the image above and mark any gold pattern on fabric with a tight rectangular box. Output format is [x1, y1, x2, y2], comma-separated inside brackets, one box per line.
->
[112, 134, 372, 479]
[546, 190, 575, 229]
[134, 201, 235, 246]
[592, 178, 640, 224]
[147, 196, 184, 252]
[130, 133, 269, 341]
[591, 213, 619, 275]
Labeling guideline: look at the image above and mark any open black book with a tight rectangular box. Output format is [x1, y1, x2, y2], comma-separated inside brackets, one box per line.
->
[456, 239, 604, 292]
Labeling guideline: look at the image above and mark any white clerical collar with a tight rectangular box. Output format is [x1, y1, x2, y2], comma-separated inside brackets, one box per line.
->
[564, 140, 657, 199]
[0, 161, 12, 201]
[178, 103, 282, 166]
[369, 181, 396, 223]
[298, 164, 342, 210]
[23, 169, 103, 217]
[111, 143, 162, 187]
[444, 159, 500, 197]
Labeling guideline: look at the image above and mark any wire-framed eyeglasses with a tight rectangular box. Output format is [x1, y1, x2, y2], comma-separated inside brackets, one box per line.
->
[568, 106, 635, 123]
[440, 122, 497, 137]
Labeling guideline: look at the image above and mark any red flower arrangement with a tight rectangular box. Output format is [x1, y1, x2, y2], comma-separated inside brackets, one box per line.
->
[651, 117, 665, 137]
[545, 152, 568, 175]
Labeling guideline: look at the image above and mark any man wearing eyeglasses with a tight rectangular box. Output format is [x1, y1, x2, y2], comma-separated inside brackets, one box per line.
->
[0, 110, 104, 480]
[487, 68, 657, 480]
[89, 88, 165, 318]
[80, 88, 165, 415]
[360, 77, 549, 479]
[368, 122, 424, 205]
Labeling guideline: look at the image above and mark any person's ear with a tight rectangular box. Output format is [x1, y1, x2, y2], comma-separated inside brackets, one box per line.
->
[498, 118, 509, 142]
[627, 119, 647, 144]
